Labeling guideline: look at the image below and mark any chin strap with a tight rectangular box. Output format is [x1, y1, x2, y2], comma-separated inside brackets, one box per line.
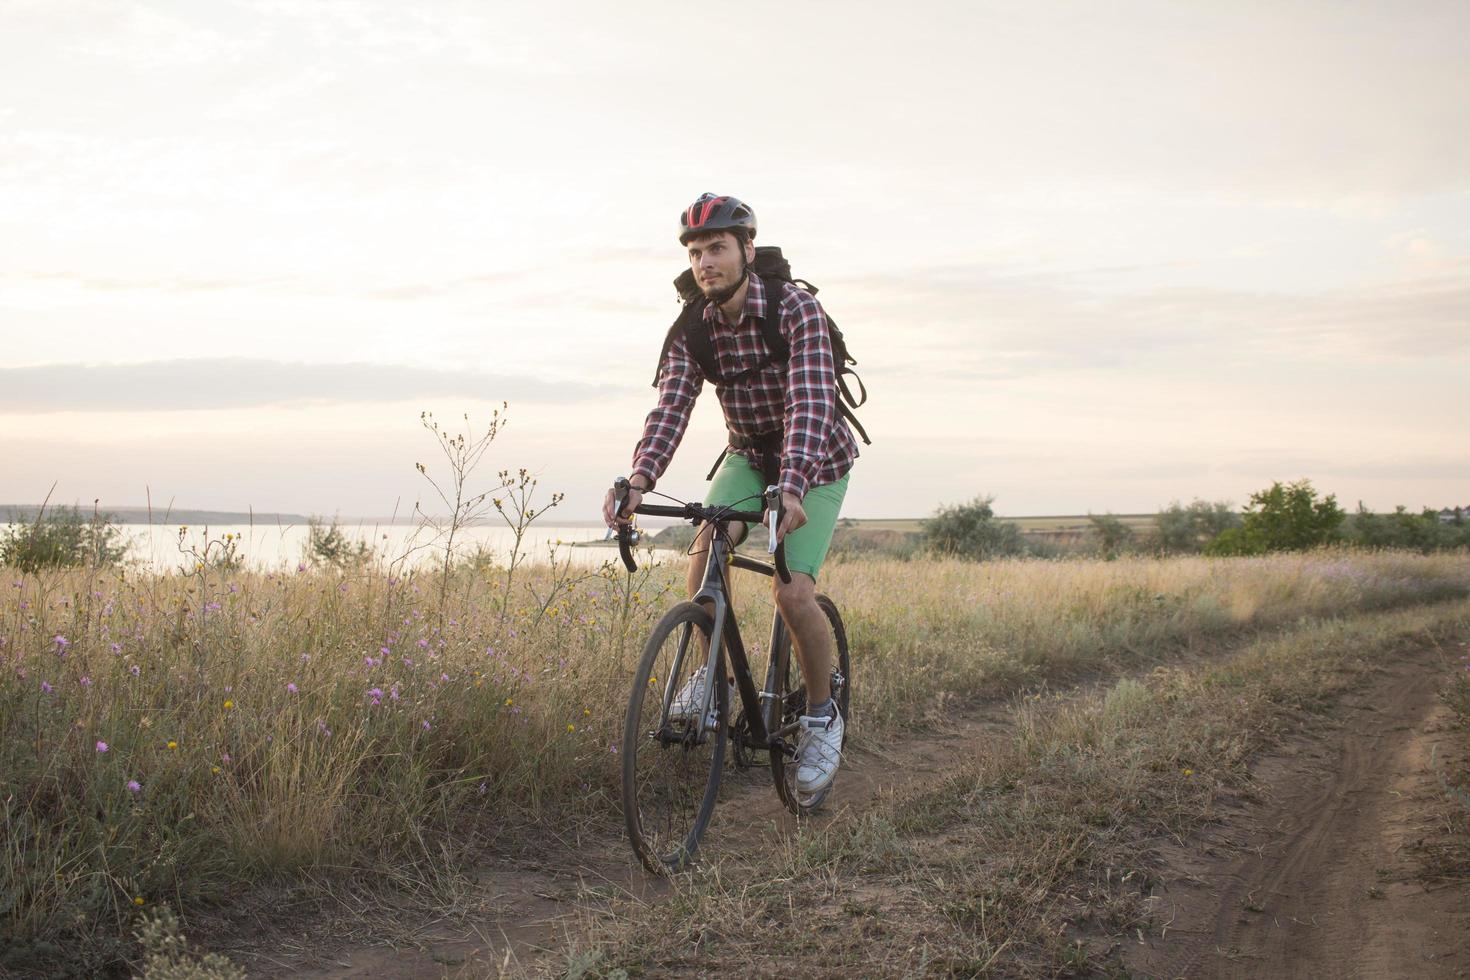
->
[706, 262, 749, 306]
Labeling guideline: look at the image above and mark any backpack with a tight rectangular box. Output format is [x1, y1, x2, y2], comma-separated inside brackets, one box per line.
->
[652, 246, 871, 459]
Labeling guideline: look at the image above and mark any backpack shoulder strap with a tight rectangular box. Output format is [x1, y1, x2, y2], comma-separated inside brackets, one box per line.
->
[756, 275, 790, 360]
[652, 297, 716, 386]
[681, 301, 720, 383]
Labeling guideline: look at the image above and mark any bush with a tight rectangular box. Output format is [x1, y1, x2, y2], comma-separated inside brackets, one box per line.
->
[1156, 499, 1240, 553]
[1205, 479, 1344, 556]
[303, 517, 374, 569]
[0, 505, 127, 572]
[921, 496, 1025, 560]
[1087, 513, 1134, 558]
[1347, 505, 1470, 553]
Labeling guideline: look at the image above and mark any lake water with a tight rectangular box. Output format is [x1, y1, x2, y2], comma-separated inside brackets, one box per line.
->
[116, 521, 673, 573]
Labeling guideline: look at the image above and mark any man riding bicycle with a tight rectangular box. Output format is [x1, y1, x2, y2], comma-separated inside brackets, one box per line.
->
[603, 192, 859, 794]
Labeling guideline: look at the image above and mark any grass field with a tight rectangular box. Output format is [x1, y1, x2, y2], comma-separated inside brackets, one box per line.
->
[2, 547, 1466, 976]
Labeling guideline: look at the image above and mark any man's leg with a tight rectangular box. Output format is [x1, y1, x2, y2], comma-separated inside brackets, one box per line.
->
[774, 573, 830, 703]
[771, 473, 850, 704]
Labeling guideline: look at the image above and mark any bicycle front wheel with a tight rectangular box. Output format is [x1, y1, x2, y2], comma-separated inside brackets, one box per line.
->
[770, 593, 851, 815]
[622, 601, 728, 874]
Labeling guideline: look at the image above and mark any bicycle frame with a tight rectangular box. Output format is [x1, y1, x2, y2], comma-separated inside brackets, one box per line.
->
[674, 528, 799, 760]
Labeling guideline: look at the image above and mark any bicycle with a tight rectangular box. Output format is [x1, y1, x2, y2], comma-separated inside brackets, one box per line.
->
[611, 477, 852, 874]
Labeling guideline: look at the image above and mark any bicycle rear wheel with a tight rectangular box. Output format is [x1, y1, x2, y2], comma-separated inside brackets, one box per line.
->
[770, 593, 851, 815]
[622, 601, 728, 873]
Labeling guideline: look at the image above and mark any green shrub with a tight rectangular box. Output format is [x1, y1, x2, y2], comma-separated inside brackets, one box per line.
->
[921, 496, 1025, 560]
[303, 517, 374, 569]
[1087, 513, 1134, 558]
[1156, 499, 1240, 553]
[1206, 479, 1344, 555]
[0, 506, 127, 572]
[1348, 505, 1470, 553]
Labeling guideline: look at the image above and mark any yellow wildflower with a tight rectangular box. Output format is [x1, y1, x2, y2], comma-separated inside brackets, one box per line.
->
[134, 896, 145, 906]
[166, 741, 178, 750]
[566, 723, 576, 733]
[223, 699, 234, 710]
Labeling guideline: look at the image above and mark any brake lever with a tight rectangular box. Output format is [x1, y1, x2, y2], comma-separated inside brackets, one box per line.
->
[763, 485, 791, 584]
[612, 477, 638, 572]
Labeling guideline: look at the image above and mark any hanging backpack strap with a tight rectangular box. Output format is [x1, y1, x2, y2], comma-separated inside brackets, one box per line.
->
[705, 447, 730, 481]
[839, 401, 871, 445]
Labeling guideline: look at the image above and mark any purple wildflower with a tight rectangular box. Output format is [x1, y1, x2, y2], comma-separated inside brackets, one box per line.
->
[79, 676, 92, 688]
[129, 665, 140, 677]
[297, 562, 307, 572]
[110, 642, 122, 654]
[40, 680, 53, 694]
[54, 634, 70, 652]
[421, 720, 431, 731]
[127, 780, 141, 793]
[96, 741, 108, 753]
[286, 682, 298, 694]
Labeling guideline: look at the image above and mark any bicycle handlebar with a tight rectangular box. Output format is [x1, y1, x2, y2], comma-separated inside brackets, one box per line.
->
[612, 477, 791, 584]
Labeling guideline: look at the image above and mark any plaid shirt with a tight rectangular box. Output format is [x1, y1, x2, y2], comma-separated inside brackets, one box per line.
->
[632, 274, 859, 499]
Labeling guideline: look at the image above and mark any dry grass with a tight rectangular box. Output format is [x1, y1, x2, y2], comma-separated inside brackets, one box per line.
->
[565, 600, 1470, 978]
[1, 548, 1467, 975]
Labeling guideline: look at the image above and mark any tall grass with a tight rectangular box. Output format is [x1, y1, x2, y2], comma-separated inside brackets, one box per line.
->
[1, 548, 1466, 973]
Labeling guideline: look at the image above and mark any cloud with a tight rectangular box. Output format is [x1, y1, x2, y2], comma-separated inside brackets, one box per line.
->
[0, 358, 629, 414]
[845, 262, 1470, 382]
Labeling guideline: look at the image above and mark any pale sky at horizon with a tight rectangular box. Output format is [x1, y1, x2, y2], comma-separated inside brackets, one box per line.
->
[3, 0, 1468, 521]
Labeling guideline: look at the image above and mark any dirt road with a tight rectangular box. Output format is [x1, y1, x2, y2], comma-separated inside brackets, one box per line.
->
[1129, 657, 1469, 979]
[238, 637, 1469, 979]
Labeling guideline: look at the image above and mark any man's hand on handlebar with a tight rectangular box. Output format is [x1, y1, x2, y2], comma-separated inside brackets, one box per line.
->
[775, 491, 806, 542]
[602, 480, 645, 528]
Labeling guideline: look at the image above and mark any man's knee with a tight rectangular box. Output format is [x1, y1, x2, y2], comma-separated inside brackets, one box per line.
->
[774, 572, 815, 614]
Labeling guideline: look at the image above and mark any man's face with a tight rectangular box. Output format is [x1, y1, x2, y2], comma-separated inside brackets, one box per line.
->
[686, 231, 754, 299]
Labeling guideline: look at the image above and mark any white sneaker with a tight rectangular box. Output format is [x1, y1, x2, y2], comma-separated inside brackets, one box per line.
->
[795, 707, 844, 794]
[667, 666, 733, 723]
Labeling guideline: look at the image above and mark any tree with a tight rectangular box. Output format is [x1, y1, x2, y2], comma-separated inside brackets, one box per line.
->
[922, 496, 1025, 560]
[1088, 513, 1134, 558]
[1205, 479, 1344, 555]
[1, 505, 127, 572]
[303, 516, 374, 569]
[1155, 499, 1241, 553]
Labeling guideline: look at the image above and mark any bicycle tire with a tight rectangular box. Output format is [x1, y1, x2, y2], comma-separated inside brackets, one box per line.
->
[770, 593, 851, 815]
[622, 601, 728, 873]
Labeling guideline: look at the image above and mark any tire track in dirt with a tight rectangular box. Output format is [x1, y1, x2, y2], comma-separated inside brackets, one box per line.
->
[1129, 653, 1470, 979]
[236, 630, 1470, 979]
[237, 704, 1016, 978]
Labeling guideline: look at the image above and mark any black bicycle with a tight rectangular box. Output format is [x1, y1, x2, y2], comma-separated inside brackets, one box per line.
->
[611, 478, 852, 874]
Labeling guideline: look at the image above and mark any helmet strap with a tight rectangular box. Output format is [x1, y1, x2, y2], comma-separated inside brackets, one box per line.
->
[707, 264, 748, 307]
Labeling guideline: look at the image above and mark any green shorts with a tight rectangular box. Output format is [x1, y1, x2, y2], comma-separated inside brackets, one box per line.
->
[705, 453, 850, 581]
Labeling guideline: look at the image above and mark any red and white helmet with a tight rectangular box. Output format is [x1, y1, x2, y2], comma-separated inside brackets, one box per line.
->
[678, 193, 757, 245]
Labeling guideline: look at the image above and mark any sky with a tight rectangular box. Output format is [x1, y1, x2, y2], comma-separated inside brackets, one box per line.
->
[3, 0, 1468, 520]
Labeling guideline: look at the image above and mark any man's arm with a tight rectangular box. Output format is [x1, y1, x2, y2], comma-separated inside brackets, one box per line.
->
[605, 339, 702, 527]
[777, 290, 838, 502]
[630, 333, 703, 490]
